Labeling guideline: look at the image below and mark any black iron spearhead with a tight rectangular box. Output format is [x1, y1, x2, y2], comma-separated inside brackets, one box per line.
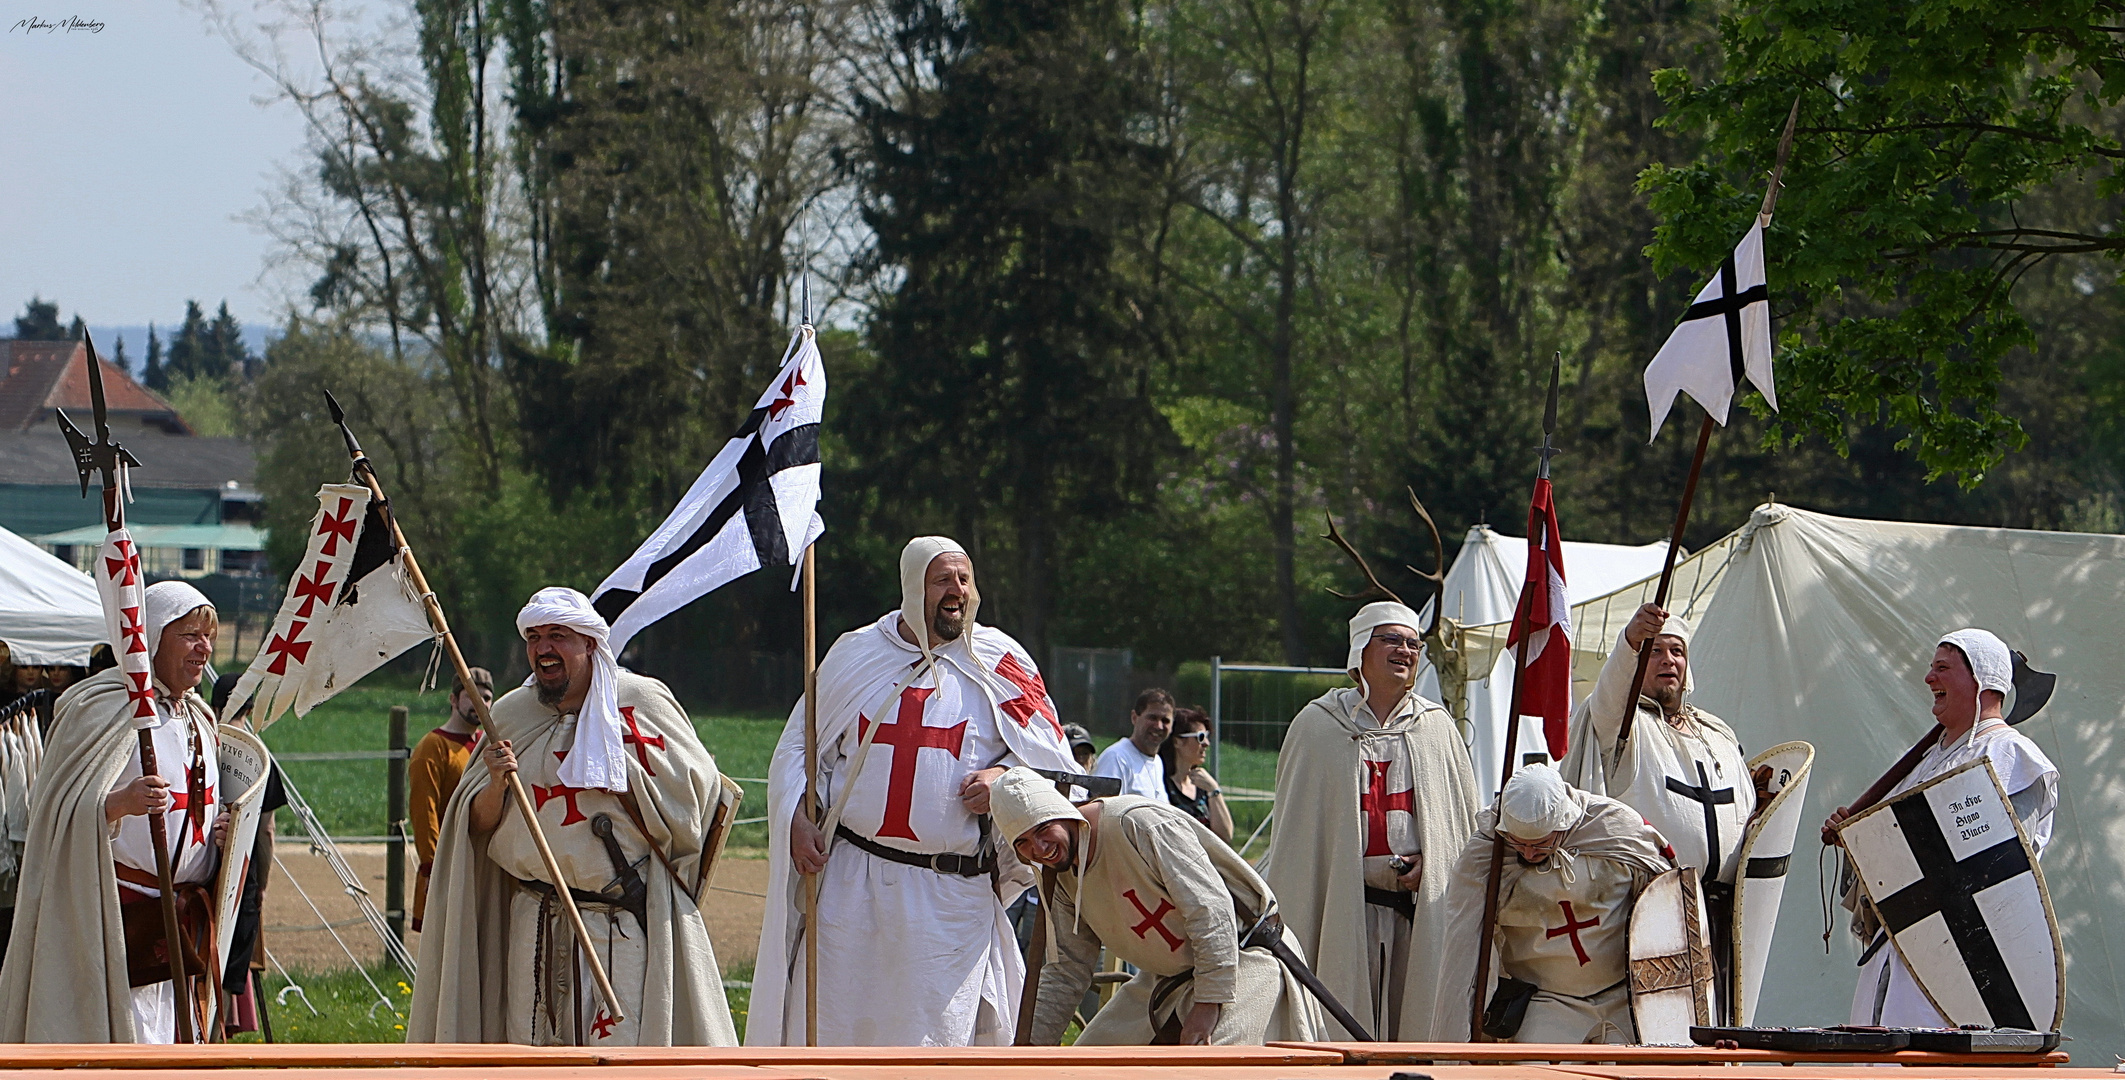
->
[322, 389, 368, 462]
[1536, 352, 1562, 480]
[54, 330, 141, 497]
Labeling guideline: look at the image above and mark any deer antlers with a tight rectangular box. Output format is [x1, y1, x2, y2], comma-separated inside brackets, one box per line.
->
[1321, 488, 1450, 636]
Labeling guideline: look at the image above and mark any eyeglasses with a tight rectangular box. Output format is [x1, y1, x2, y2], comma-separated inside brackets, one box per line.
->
[1171, 731, 1210, 743]
[1369, 632, 1421, 652]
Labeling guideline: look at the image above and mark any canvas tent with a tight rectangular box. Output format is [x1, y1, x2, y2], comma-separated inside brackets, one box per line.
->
[1415, 525, 1672, 796]
[0, 522, 102, 666]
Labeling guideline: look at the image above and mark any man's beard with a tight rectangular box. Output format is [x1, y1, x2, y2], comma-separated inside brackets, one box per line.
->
[931, 607, 966, 643]
[1651, 679, 1684, 716]
[536, 675, 572, 705]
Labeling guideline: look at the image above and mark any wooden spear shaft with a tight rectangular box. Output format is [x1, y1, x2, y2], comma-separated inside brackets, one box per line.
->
[1468, 587, 1535, 1040]
[801, 544, 821, 1047]
[340, 457, 626, 1023]
[1614, 413, 1716, 748]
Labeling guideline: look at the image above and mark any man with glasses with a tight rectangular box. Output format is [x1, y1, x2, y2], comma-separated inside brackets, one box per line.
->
[1433, 764, 1673, 1043]
[1261, 601, 1481, 1041]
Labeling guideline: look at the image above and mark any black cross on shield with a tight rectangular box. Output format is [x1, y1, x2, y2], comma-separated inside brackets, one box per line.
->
[1666, 761, 1737, 881]
[1874, 794, 2035, 1029]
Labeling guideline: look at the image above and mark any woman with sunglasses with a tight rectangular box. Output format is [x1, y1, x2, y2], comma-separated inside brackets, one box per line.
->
[1159, 707, 1233, 842]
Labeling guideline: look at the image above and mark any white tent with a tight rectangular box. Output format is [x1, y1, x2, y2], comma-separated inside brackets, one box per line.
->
[1416, 525, 1671, 796]
[1679, 503, 2125, 1037]
[0, 523, 102, 666]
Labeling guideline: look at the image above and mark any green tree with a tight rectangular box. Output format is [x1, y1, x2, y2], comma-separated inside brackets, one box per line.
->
[209, 301, 254, 378]
[12, 297, 65, 340]
[142, 324, 166, 392]
[165, 301, 228, 383]
[1643, 0, 2125, 483]
[848, 0, 1174, 655]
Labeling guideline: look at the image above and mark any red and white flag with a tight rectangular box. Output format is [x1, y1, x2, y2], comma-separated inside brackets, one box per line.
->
[1505, 477, 1572, 758]
[93, 527, 156, 727]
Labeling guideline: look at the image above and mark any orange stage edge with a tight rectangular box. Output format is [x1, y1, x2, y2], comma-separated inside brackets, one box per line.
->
[0, 1043, 2080, 1078]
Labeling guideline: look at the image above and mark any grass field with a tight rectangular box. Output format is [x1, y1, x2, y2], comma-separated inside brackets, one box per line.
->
[262, 674, 1282, 853]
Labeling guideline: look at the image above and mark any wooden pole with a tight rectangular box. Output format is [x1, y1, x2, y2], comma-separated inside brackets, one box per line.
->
[801, 544, 821, 1047]
[1468, 587, 1535, 1040]
[1615, 413, 1716, 749]
[386, 705, 409, 947]
[338, 452, 626, 1022]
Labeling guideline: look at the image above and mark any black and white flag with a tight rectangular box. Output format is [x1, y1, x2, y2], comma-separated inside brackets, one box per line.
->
[1644, 219, 1778, 440]
[594, 327, 825, 654]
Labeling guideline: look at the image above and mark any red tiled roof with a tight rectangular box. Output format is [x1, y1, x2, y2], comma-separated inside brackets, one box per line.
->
[0, 340, 183, 433]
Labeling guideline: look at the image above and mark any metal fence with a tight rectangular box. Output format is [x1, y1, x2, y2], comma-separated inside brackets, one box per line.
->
[1197, 659, 1347, 775]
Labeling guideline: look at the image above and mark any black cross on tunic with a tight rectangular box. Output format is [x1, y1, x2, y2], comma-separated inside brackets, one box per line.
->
[1665, 761, 1736, 882]
[1677, 253, 1769, 388]
[1873, 793, 2036, 1030]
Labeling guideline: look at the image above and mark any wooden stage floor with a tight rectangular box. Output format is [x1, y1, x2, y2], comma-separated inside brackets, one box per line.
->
[0, 1042, 2083, 1078]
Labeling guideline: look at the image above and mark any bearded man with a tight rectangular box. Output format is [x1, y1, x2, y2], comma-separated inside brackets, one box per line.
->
[0, 581, 230, 1042]
[408, 587, 738, 1046]
[996, 768, 1323, 1046]
[1432, 765, 1674, 1044]
[750, 537, 1077, 1046]
[1828, 628, 2059, 1027]
[1559, 602, 1752, 979]
[1260, 601, 1481, 1041]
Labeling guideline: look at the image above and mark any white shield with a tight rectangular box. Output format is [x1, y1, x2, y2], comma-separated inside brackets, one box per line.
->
[210, 724, 274, 1029]
[1838, 758, 2063, 1031]
[1630, 866, 1715, 1042]
[1728, 740, 1813, 1025]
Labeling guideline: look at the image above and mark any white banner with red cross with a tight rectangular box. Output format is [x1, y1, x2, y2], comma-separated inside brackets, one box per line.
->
[92, 526, 156, 728]
[225, 484, 380, 726]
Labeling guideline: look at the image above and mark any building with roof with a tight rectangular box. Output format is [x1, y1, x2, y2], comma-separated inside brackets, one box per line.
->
[0, 339, 263, 579]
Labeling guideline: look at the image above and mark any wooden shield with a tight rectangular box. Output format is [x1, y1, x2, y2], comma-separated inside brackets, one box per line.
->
[210, 724, 274, 1027]
[1838, 758, 2063, 1032]
[696, 774, 745, 896]
[1630, 866, 1715, 1043]
[1728, 740, 1813, 1025]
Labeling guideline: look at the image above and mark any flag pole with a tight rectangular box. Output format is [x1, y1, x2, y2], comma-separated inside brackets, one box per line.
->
[1616, 100, 1798, 749]
[322, 392, 626, 1024]
[1468, 355, 1560, 1040]
[802, 537, 820, 1047]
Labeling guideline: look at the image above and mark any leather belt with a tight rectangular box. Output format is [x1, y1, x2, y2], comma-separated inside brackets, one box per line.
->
[1364, 885, 1414, 918]
[835, 825, 994, 877]
[114, 862, 163, 894]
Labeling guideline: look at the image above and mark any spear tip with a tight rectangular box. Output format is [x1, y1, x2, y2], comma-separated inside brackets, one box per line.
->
[323, 388, 346, 425]
[1543, 352, 1561, 435]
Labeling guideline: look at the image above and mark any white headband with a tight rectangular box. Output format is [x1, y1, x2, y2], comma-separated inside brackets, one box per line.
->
[517, 587, 627, 792]
[1347, 600, 1423, 682]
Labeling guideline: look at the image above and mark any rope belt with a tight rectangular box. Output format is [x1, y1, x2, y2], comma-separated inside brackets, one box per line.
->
[834, 825, 994, 877]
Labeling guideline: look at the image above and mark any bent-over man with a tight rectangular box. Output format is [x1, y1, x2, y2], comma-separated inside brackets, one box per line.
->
[1828, 628, 2059, 1027]
[1262, 600, 1480, 1040]
[0, 581, 230, 1042]
[750, 537, 1077, 1046]
[408, 588, 738, 1046]
[1433, 764, 1674, 1044]
[998, 768, 1324, 1045]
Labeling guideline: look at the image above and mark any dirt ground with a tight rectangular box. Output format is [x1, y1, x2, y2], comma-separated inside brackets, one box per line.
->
[260, 842, 770, 974]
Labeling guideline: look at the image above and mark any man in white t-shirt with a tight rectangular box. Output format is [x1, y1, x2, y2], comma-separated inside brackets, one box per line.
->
[1094, 689, 1174, 800]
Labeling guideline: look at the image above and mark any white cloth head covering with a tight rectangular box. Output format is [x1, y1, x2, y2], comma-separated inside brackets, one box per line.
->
[144, 580, 214, 665]
[900, 537, 978, 661]
[990, 765, 1085, 845]
[1652, 613, 1695, 695]
[1346, 600, 1423, 673]
[517, 587, 628, 793]
[1939, 627, 2014, 708]
[1498, 763, 1575, 840]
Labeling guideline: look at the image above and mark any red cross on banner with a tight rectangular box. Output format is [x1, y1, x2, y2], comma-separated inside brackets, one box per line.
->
[1546, 899, 1600, 965]
[316, 497, 358, 556]
[619, 706, 666, 776]
[104, 538, 138, 587]
[589, 1011, 618, 1039]
[534, 780, 590, 826]
[264, 621, 314, 675]
[291, 559, 339, 617]
[117, 605, 147, 656]
[993, 652, 1064, 738]
[1359, 758, 1415, 857]
[767, 367, 807, 419]
[857, 686, 959, 842]
[168, 783, 216, 846]
[125, 670, 154, 719]
[1124, 889, 1185, 951]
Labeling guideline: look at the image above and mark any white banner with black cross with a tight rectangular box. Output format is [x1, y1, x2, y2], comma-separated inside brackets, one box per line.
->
[1838, 757, 2064, 1032]
[593, 327, 825, 655]
[1643, 220, 1778, 440]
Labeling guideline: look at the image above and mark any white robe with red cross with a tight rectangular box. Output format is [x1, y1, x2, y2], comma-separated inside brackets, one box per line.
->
[750, 612, 1077, 1046]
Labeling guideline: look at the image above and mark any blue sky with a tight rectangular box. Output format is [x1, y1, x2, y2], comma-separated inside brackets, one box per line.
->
[0, 2, 306, 347]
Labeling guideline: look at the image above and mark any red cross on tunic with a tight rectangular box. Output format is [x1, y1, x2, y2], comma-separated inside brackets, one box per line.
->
[104, 538, 139, 587]
[993, 652, 1065, 739]
[291, 559, 339, 617]
[589, 1010, 619, 1039]
[316, 497, 358, 556]
[168, 783, 216, 847]
[1546, 899, 1600, 965]
[856, 686, 958, 842]
[619, 706, 665, 777]
[1124, 889, 1185, 951]
[264, 621, 314, 675]
[1359, 758, 1415, 857]
[534, 779, 590, 826]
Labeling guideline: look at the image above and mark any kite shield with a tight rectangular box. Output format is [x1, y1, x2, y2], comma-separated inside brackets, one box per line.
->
[1728, 739, 1813, 1025]
[211, 725, 274, 1026]
[1630, 866, 1715, 1043]
[1838, 757, 2063, 1032]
